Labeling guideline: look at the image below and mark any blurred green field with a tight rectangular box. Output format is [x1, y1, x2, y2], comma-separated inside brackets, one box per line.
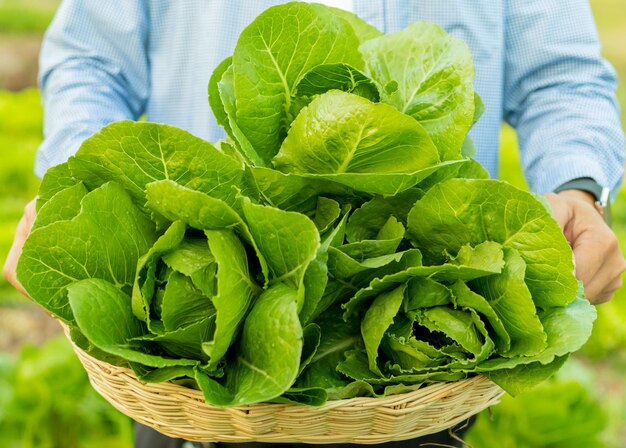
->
[0, 0, 58, 34]
[0, 89, 41, 304]
[0, 0, 625, 446]
[0, 335, 133, 448]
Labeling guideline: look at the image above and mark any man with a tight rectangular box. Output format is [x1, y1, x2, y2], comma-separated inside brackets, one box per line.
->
[4, 1, 626, 447]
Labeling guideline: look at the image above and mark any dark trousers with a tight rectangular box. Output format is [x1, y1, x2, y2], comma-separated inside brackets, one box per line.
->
[135, 418, 473, 448]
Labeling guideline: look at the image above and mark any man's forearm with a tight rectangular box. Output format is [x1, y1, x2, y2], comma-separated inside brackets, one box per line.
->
[503, 0, 625, 196]
[36, 0, 149, 176]
[36, 60, 145, 177]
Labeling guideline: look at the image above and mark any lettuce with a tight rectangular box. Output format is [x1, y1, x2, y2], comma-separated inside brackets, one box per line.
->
[17, 2, 595, 406]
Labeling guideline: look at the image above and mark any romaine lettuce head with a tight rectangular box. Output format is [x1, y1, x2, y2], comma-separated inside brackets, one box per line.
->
[16, 3, 596, 406]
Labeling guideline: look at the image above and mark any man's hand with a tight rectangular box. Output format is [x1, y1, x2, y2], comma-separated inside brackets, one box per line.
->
[545, 190, 626, 304]
[2, 198, 36, 298]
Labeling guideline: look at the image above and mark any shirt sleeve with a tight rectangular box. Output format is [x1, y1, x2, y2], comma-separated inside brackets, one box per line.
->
[35, 0, 149, 178]
[503, 0, 625, 195]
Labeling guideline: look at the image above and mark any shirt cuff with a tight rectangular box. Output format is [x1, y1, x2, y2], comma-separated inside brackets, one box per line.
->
[526, 153, 608, 197]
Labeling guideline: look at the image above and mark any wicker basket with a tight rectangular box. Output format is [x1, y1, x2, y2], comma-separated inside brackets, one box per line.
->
[67, 333, 504, 445]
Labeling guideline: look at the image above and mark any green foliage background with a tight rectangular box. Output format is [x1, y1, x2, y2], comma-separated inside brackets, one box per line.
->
[0, 0, 624, 446]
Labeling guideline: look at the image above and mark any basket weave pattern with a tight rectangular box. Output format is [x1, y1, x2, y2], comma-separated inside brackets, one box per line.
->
[71, 340, 504, 445]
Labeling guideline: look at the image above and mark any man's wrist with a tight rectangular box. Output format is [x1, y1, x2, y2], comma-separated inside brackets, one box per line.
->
[555, 189, 596, 206]
[553, 178, 612, 226]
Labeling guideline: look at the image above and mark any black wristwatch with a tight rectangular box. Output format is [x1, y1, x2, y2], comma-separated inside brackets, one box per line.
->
[553, 177, 612, 227]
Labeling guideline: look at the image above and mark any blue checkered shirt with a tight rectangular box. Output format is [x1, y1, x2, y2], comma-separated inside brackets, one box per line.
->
[37, 0, 625, 195]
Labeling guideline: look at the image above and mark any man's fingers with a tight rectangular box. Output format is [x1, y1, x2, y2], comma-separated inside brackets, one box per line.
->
[585, 272, 623, 304]
[586, 276, 622, 304]
[544, 192, 572, 238]
[572, 225, 626, 304]
[571, 224, 620, 285]
[2, 215, 29, 296]
[583, 260, 626, 304]
[2, 199, 37, 297]
[546, 190, 626, 305]
[571, 240, 605, 290]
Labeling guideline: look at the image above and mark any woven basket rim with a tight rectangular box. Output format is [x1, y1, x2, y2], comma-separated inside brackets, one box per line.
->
[64, 324, 505, 444]
[80, 343, 492, 409]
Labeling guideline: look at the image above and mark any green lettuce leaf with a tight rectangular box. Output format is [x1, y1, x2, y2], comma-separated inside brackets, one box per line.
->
[232, 2, 363, 163]
[36, 162, 77, 211]
[300, 212, 350, 325]
[296, 306, 361, 393]
[361, 286, 405, 375]
[161, 237, 217, 297]
[360, 22, 475, 160]
[129, 364, 196, 384]
[144, 179, 270, 284]
[343, 242, 504, 317]
[201, 229, 261, 370]
[32, 182, 87, 231]
[241, 199, 320, 292]
[407, 179, 578, 307]
[159, 271, 214, 332]
[470, 248, 547, 358]
[208, 56, 233, 136]
[273, 387, 327, 406]
[485, 356, 569, 397]
[68, 121, 244, 210]
[414, 307, 492, 359]
[328, 7, 383, 43]
[194, 284, 302, 406]
[312, 197, 342, 233]
[345, 189, 422, 242]
[132, 220, 187, 323]
[68, 279, 197, 368]
[476, 296, 595, 370]
[404, 277, 452, 311]
[244, 166, 358, 214]
[275, 91, 438, 175]
[292, 63, 379, 117]
[450, 280, 511, 354]
[134, 316, 216, 362]
[338, 349, 464, 385]
[216, 63, 262, 166]
[338, 216, 404, 261]
[17, 182, 157, 322]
